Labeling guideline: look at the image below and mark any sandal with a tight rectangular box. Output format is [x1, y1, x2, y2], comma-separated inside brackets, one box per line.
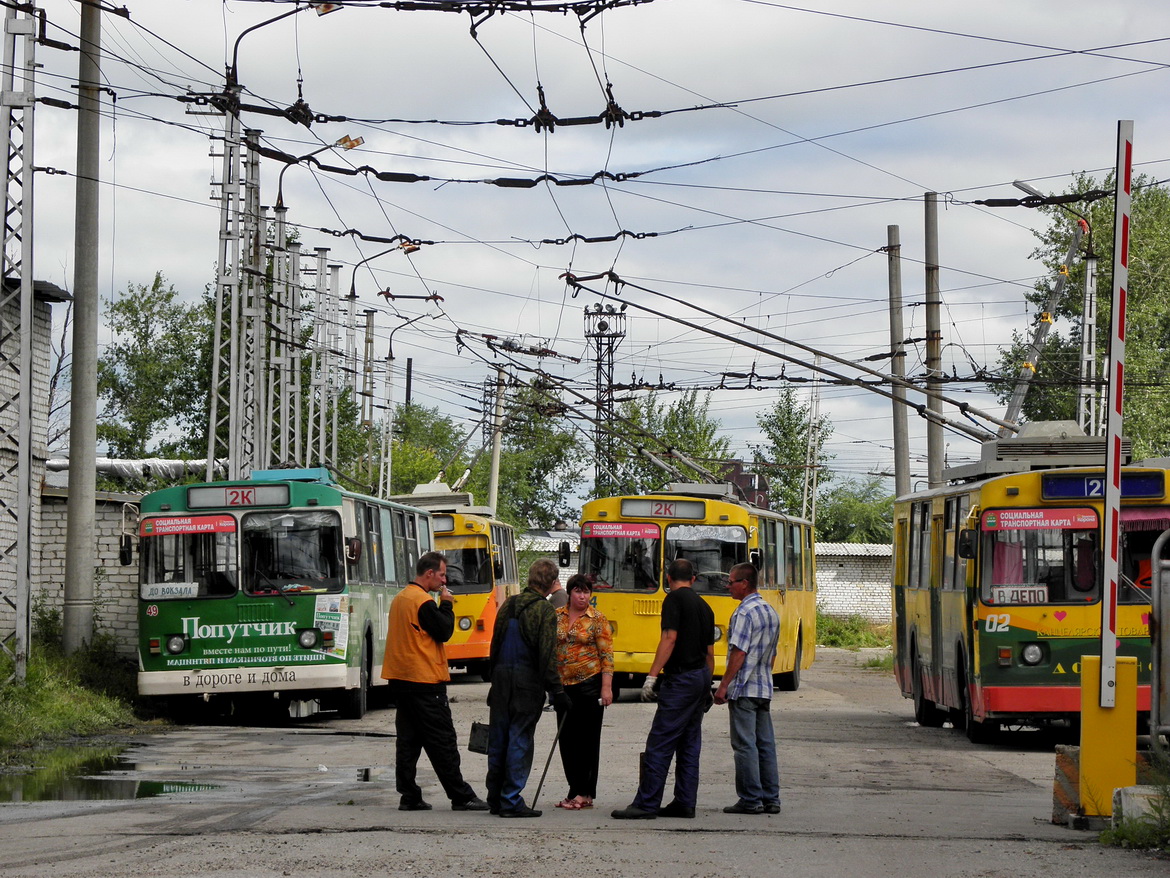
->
[555, 798, 580, 810]
[572, 796, 593, 809]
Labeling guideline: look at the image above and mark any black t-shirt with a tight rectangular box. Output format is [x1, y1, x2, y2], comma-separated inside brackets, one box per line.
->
[660, 585, 714, 674]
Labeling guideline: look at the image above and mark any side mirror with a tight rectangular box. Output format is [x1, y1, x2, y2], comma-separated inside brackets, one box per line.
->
[749, 548, 761, 569]
[346, 537, 362, 563]
[557, 540, 571, 568]
[119, 534, 134, 567]
[957, 529, 977, 560]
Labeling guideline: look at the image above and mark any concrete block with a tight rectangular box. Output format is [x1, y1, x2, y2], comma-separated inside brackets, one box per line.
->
[1112, 786, 1165, 826]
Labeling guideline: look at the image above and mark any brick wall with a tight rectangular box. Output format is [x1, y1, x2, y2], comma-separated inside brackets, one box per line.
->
[815, 543, 892, 623]
[35, 490, 141, 657]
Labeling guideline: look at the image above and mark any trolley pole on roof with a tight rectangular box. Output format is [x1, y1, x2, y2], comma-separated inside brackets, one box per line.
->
[1099, 120, 1134, 707]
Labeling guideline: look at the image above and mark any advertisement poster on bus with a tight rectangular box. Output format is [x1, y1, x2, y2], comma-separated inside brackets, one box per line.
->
[315, 594, 348, 658]
[140, 514, 237, 536]
[981, 508, 1097, 531]
[582, 522, 660, 539]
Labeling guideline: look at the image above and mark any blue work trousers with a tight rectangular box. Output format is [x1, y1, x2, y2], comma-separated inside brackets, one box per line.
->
[631, 667, 710, 811]
[728, 696, 780, 808]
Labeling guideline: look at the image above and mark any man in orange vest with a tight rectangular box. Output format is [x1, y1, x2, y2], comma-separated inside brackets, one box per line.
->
[382, 550, 489, 812]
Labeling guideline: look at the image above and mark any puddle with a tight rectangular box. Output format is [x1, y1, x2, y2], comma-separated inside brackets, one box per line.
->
[0, 744, 218, 802]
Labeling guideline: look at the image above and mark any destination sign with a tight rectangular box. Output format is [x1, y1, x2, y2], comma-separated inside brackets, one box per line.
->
[1041, 471, 1165, 500]
[188, 484, 290, 509]
[619, 498, 705, 519]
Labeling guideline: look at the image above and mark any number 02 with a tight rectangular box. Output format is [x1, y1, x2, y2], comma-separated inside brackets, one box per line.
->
[985, 614, 1010, 633]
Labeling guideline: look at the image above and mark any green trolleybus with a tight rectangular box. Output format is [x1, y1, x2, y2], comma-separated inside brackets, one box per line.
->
[135, 468, 431, 719]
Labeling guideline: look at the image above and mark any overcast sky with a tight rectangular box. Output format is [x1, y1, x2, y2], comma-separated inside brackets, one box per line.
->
[29, 0, 1170, 496]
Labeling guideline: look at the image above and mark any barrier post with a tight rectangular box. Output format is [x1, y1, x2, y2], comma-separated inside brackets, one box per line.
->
[1079, 654, 1137, 818]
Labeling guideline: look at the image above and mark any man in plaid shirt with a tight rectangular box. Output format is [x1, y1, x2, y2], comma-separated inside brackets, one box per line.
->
[713, 562, 781, 815]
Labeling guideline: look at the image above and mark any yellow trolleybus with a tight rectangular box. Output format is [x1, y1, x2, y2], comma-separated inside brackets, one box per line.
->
[399, 485, 519, 680]
[577, 483, 816, 694]
[893, 426, 1156, 742]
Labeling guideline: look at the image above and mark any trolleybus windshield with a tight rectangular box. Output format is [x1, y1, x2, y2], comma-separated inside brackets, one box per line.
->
[579, 522, 660, 591]
[980, 507, 1098, 605]
[664, 523, 746, 594]
[140, 514, 237, 599]
[241, 510, 344, 594]
[440, 542, 493, 594]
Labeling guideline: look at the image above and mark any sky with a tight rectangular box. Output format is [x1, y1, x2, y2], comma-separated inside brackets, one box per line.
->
[28, 0, 1170, 501]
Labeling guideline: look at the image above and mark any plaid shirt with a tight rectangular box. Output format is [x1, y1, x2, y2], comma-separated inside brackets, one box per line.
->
[725, 591, 780, 701]
[555, 605, 614, 686]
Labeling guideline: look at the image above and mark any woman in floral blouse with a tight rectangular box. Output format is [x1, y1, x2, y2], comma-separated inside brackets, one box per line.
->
[553, 574, 614, 810]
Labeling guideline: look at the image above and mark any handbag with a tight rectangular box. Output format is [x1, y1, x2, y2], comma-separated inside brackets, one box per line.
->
[468, 721, 490, 754]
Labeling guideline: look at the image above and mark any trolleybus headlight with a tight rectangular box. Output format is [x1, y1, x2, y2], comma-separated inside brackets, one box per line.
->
[713, 626, 724, 642]
[458, 617, 473, 631]
[1020, 643, 1044, 666]
[298, 628, 320, 649]
[165, 634, 187, 655]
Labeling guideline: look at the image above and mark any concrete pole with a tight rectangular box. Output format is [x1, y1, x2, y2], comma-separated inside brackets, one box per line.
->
[924, 194, 944, 488]
[487, 367, 505, 515]
[63, 3, 100, 654]
[887, 225, 911, 498]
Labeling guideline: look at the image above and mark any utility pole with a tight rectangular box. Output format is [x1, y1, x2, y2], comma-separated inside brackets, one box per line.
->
[886, 225, 911, 498]
[63, 2, 100, 655]
[924, 193, 944, 488]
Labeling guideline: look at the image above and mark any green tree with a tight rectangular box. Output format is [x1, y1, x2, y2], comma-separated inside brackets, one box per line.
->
[815, 476, 893, 543]
[753, 385, 833, 515]
[96, 273, 212, 457]
[609, 389, 732, 495]
[992, 174, 1170, 455]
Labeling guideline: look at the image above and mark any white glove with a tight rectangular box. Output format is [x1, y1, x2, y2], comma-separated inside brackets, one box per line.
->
[640, 675, 658, 702]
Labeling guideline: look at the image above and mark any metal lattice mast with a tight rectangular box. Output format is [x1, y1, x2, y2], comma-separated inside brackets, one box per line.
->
[305, 247, 327, 466]
[584, 305, 625, 495]
[288, 240, 304, 465]
[268, 205, 288, 466]
[328, 263, 341, 466]
[204, 83, 243, 480]
[0, 6, 36, 681]
[237, 131, 263, 475]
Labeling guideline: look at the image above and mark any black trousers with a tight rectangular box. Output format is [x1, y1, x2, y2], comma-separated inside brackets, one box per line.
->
[555, 673, 604, 800]
[394, 687, 476, 804]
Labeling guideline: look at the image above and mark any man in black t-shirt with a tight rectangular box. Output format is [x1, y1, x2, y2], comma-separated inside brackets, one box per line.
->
[612, 558, 715, 820]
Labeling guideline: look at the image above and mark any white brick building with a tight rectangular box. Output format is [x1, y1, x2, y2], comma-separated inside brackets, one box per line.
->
[815, 542, 892, 623]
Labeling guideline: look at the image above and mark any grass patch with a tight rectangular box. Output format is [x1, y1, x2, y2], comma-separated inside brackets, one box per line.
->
[1100, 745, 1170, 853]
[0, 610, 140, 763]
[816, 609, 892, 649]
[861, 652, 894, 672]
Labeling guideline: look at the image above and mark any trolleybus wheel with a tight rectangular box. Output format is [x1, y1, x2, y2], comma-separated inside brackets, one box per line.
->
[955, 658, 997, 743]
[342, 640, 371, 720]
[912, 650, 945, 727]
[774, 634, 803, 692]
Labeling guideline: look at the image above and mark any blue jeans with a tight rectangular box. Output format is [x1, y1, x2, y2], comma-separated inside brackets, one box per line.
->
[632, 667, 710, 811]
[728, 697, 779, 807]
[484, 648, 546, 815]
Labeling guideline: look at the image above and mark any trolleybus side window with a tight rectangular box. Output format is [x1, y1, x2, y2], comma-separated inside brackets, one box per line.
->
[361, 503, 385, 583]
[786, 523, 804, 590]
[665, 523, 747, 594]
[379, 507, 396, 583]
[757, 519, 777, 589]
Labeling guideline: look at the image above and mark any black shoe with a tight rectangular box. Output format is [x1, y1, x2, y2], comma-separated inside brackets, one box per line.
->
[452, 797, 490, 812]
[723, 801, 764, 814]
[499, 805, 542, 818]
[763, 802, 781, 814]
[399, 799, 433, 811]
[658, 800, 695, 818]
[611, 805, 657, 820]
